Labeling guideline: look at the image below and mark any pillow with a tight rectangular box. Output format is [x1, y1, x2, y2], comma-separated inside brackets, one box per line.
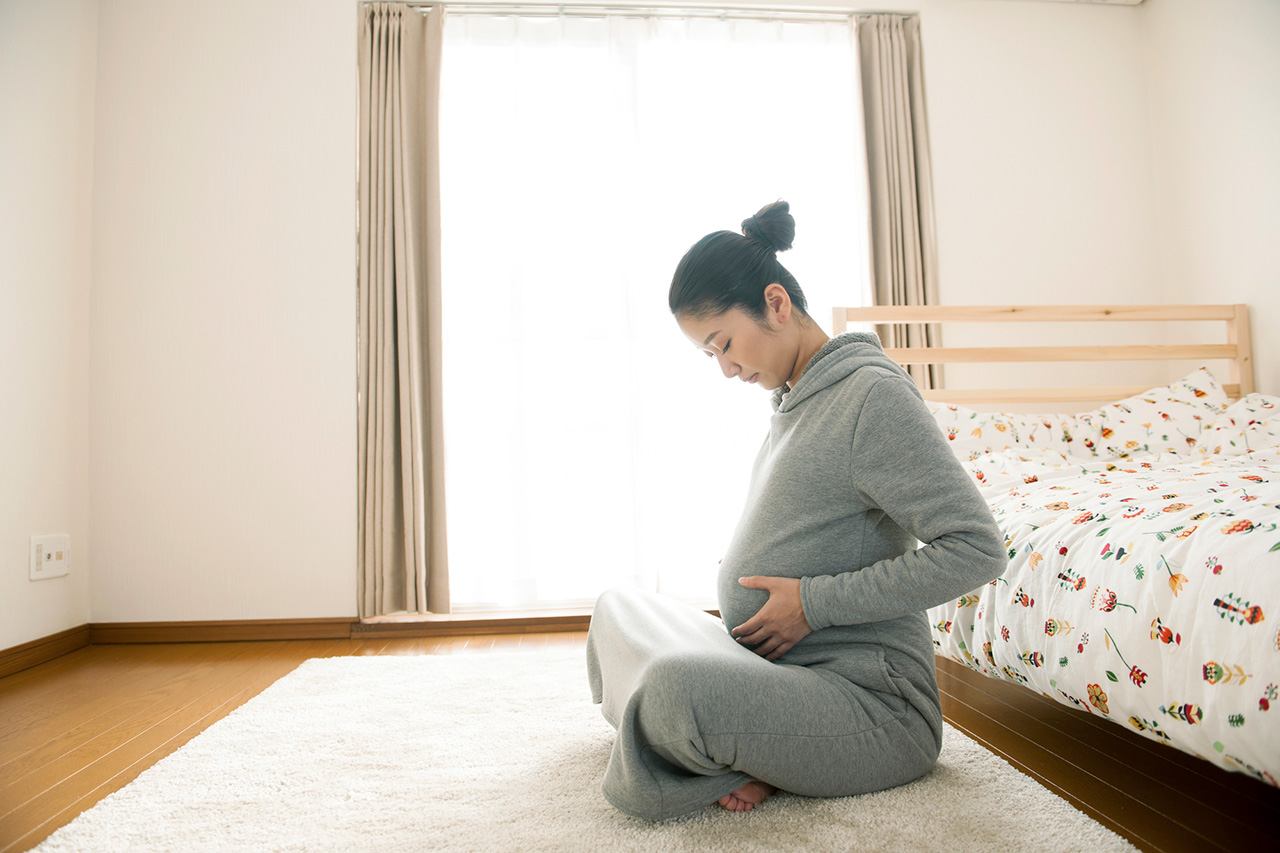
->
[926, 403, 1014, 460]
[926, 366, 1230, 463]
[1184, 392, 1280, 458]
[926, 403, 1091, 461]
[1084, 365, 1230, 459]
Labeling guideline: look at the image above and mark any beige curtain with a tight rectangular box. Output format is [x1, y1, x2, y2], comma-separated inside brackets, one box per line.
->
[856, 13, 944, 391]
[357, 2, 450, 618]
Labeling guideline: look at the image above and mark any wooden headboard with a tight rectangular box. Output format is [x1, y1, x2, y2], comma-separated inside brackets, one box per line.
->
[832, 304, 1255, 406]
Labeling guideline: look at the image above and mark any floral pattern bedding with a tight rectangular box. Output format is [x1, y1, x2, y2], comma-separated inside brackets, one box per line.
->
[926, 378, 1280, 787]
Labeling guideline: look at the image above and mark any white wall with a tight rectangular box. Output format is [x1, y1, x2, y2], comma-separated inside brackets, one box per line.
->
[1141, 0, 1279, 396]
[1, 0, 98, 651]
[880, 0, 1170, 401]
[5, 0, 1272, 647]
[87, 0, 358, 622]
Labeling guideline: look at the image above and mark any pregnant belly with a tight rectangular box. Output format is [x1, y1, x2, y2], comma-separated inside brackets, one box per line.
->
[715, 561, 773, 633]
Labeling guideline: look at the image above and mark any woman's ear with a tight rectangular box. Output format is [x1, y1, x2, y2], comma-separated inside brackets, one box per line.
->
[764, 284, 791, 325]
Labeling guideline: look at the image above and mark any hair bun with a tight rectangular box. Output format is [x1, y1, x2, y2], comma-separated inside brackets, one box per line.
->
[740, 200, 795, 253]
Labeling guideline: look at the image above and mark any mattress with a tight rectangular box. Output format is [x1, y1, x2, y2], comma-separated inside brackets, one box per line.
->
[926, 390, 1280, 787]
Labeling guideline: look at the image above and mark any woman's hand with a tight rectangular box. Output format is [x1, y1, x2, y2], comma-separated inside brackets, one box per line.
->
[731, 576, 813, 661]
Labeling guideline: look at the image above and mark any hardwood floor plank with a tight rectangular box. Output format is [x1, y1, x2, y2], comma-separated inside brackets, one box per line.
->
[936, 666, 1233, 824]
[517, 633, 547, 653]
[543, 631, 587, 651]
[0, 645, 201, 747]
[0, 644, 259, 768]
[0, 641, 300, 842]
[934, 661, 1278, 823]
[2, 641, 335, 852]
[0, 647, 261, 791]
[935, 657, 1280, 807]
[939, 684, 1175, 852]
[378, 637, 449, 656]
[347, 637, 393, 656]
[3, 640, 270, 799]
[0, 646, 100, 698]
[491, 634, 523, 652]
[437, 636, 469, 655]
[1058, 693, 1278, 807]
[460, 630, 494, 650]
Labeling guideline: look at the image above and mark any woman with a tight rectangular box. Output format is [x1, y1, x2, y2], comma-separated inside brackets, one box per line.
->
[585, 200, 1007, 821]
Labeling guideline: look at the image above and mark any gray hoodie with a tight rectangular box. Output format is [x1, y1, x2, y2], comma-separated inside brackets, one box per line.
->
[715, 330, 1007, 753]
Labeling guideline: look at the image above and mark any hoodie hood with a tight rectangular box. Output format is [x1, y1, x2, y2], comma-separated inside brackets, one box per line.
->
[770, 330, 915, 413]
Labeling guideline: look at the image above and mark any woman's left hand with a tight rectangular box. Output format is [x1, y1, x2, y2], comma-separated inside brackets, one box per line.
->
[731, 576, 813, 661]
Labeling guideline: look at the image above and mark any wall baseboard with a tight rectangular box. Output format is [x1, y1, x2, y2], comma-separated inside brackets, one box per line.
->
[0, 624, 93, 680]
[89, 617, 356, 645]
[2, 606, 725, 679]
[1, 620, 356, 679]
[1, 607, 722, 679]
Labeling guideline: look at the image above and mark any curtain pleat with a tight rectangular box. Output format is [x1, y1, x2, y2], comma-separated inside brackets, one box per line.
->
[357, 2, 450, 618]
[856, 14, 944, 391]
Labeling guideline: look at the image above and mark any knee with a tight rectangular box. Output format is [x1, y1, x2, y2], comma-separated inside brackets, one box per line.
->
[640, 651, 708, 702]
[591, 585, 648, 622]
[634, 653, 708, 736]
[589, 586, 629, 631]
[592, 586, 623, 611]
[645, 648, 701, 675]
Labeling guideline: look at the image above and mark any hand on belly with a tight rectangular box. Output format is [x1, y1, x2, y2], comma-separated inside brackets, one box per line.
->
[729, 576, 813, 662]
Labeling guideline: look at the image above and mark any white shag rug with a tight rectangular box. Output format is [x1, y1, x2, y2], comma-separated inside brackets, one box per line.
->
[35, 651, 1136, 852]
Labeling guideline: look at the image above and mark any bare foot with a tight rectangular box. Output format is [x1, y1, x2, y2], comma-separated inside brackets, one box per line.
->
[716, 778, 778, 812]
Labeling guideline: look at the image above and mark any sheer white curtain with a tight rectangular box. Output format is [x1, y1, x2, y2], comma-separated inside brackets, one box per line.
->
[439, 10, 871, 612]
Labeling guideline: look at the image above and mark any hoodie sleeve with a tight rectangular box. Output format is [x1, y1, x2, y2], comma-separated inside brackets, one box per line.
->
[798, 372, 1008, 630]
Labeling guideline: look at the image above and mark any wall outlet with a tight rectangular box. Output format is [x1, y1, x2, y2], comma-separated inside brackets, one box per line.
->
[30, 534, 71, 581]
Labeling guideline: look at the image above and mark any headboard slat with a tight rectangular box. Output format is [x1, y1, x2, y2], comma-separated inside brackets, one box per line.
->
[832, 303, 1256, 404]
[883, 344, 1238, 364]
[925, 384, 1243, 405]
[836, 304, 1238, 322]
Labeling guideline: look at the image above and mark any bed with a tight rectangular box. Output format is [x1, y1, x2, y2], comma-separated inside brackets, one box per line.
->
[832, 303, 1278, 788]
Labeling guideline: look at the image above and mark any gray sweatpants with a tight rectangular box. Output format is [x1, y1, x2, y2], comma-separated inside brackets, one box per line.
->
[585, 586, 939, 821]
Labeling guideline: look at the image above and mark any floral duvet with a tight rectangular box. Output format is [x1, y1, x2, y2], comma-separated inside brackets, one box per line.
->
[926, 387, 1280, 787]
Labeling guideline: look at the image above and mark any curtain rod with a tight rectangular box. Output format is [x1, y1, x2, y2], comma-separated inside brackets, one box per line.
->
[397, 2, 869, 11]
[389, 2, 918, 21]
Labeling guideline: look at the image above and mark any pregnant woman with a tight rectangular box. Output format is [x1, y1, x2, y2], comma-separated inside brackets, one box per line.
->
[585, 200, 1007, 821]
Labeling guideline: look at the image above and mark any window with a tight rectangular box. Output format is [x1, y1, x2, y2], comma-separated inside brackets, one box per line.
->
[439, 9, 871, 611]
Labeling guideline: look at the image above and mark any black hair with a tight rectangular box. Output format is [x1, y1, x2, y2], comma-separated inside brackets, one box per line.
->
[667, 200, 810, 328]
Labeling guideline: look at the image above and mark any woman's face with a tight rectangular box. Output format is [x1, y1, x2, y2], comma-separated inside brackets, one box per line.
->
[676, 302, 786, 390]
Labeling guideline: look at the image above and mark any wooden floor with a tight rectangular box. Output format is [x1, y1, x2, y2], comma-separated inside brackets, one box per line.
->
[0, 633, 1275, 852]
